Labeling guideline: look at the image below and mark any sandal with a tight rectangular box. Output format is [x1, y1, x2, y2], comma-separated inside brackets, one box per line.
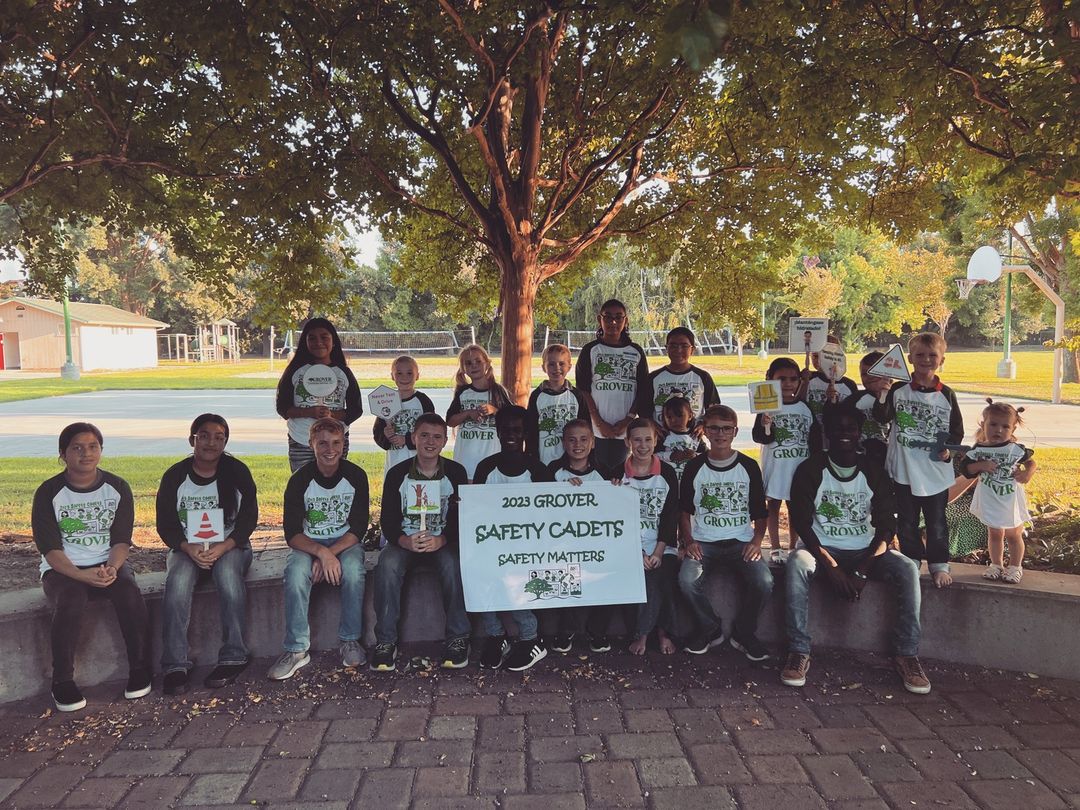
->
[983, 564, 1004, 580]
[1002, 565, 1023, 584]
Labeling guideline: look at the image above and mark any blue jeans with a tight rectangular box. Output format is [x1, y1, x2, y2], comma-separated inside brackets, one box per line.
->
[894, 484, 950, 574]
[480, 610, 538, 641]
[373, 543, 471, 644]
[283, 541, 365, 652]
[162, 547, 252, 672]
[678, 539, 774, 642]
[785, 548, 921, 657]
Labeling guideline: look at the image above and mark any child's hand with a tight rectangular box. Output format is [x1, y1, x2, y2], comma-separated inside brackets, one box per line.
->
[310, 406, 331, 419]
[936, 449, 951, 462]
[595, 419, 617, 439]
[568, 476, 584, 486]
[383, 424, 397, 439]
[973, 459, 998, 473]
[1013, 460, 1036, 484]
[742, 539, 764, 562]
[825, 381, 838, 403]
[389, 435, 407, 448]
[671, 449, 696, 462]
[476, 403, 497, 417]
[761, 414, 773, 428]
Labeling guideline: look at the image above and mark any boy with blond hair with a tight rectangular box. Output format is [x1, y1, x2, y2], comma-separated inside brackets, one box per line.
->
[874, 333, 963, 588]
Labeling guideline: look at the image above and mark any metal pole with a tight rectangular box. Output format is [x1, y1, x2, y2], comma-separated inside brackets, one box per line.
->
[60, 279, 80, 380]
[756, 295, 768, 360]
[997, 233, 1016, 378]
[269, 325, 275, 373]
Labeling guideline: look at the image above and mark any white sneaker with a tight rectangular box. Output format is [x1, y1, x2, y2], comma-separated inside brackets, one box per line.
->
[267, 651, 311, 680]
[1002, 565, 1023, 584]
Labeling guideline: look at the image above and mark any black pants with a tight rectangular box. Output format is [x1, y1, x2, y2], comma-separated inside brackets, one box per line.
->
[42, 563, 149, 683]
[893, 484, 949, 566]
[594, 438, 628, 470]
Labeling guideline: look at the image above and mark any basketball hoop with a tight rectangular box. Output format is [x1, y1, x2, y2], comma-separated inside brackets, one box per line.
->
[956, 278, 982, 300]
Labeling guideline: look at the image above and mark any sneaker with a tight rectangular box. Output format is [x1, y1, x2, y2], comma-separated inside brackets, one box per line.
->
[124, 668, 152, 699]
[505, 638, 548, 672]
[51, 680, 86, 712]
[730, 635, 771, 662]
[370, 642, 398, 672]
[894, 655, 932, 694]
[340, 640, 366, 668]
[1002, 565, 1024, 584]
[204, 660, 249, 689]
[442, 636, 470, 669]
[479, 636, 510, 669]
[550, 633, 575, 654]
[163, 669, 190, 696]
[683, 625, 725, 655]
[267, 651, 311, 681]
[589, 635, 611, 653]
[983, 563, 1005, 580]
[780, 652, 811, 687]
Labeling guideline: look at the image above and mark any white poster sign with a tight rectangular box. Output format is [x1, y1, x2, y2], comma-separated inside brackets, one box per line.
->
[747, 380, 784, 414]
[185, 508, 225, 549]
[301, 364, 338, 400]
[867, 344, 912, 382]
[367, 385, 403, 419]
[819, 342, 847, 382]
[788, 318, 829, 352]
[458, 482, 645, 612]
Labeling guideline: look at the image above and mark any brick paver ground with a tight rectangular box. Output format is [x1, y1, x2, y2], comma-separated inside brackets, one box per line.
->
[2, 644, 1079, 809]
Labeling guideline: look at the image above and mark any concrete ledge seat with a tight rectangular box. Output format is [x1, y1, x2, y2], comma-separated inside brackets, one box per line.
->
[2, 554, 1079, 703]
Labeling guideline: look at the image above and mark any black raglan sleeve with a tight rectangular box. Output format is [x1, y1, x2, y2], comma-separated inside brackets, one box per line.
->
[275, 368, 297, 419]
[751, 414, 774, 445]
[575, 342, 594, 393]
[789, 458, 826, 555]
[571, 385, 589, 421]
[381, 462, 408, 546]
[472, 455, 496, 485]
[679, 455, 707, 514]
[156, 461, 189, 551]
[342, 463, 370, 538]
[872, 381, 901, 424]
[446, 387, 465, 420]
[525, 386, 543, 459]
[740, 454, 768, 521]
[106, 473, 135, 547]
[341, 366, 363, 425]
[373, 416, 392, 450]
[442, 461, 469, 548]
[658, 463, 680, 546]
[697, 367, 721, 411]
[631, 345, 653, 418]
[230, 457, 259, 549]
[283, 467, 313, 541]
[943, 385, 965, 445]
[31, 475, 66, 556]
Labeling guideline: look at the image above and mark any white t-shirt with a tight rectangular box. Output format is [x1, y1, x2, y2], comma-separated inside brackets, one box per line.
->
[680, 452, 768, 544]
[758, 400, 815, 501]
[966, 442, 1033, 529]
[287, 364, 352, 444]
[576, 340, 649, 439]
[448, 385, 505, 479]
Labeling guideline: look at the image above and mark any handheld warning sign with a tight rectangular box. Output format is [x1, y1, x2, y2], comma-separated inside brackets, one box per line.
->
[301, 364, 338, 406]
[367, 385, 403, 420]
[747, 381, 783, 414]
[867, 344, 911, 383]
[186, 508, 225, 551]
[819, 342, 847, 383]
[788, 318, 829, 353]
[406, 480, 442, 531]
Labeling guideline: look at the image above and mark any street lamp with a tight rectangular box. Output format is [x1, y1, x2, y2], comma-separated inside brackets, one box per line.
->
[60, 276, 80, 380]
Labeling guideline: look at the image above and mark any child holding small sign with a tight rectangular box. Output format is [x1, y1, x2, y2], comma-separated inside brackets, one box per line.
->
[618, 418, 681, 656]
[526, 344, 590, 465]
[473, 406, 551, 671]
[752, 358, 821, 552]
[873, 332, 964, 588]
[447, 344, 512, 481]
[275, 318, 364, 472]
[853, 351, 892, 468]
[373, 355, 436, 472]
[372, 413, 472, 671]
[157, 414, 259, 695]
[802, 334, 858, 424]
[961, 400, 1036, 584]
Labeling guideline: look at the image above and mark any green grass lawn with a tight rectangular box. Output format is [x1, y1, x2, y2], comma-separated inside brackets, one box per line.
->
[3, 448, 1076, 541]
[2, 348, 1076, 404]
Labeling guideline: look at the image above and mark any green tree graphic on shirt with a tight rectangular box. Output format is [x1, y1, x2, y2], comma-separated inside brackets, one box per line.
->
[58, 516, 89, 534]
[772, 425, 794, 443]
[817, 500, 844, 521]
[700, 492, 725, 512]
[538, 416, 558, 432]
[594, 359, 615, 378]
[896, 411, 919, 431]
[307, 508, 329, 525]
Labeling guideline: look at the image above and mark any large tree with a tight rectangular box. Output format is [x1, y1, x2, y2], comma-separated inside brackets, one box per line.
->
[4, 1, 1076, 398]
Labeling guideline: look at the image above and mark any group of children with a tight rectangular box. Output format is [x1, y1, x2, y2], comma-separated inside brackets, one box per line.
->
[31, 307, 1037, 711]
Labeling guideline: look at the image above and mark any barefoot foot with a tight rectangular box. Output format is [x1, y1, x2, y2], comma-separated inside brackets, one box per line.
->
[629, 636, 647, 656]
[932, 570, 953, 588]
[657, 631, 676, 655]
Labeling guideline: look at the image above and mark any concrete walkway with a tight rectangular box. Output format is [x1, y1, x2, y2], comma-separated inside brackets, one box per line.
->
[3, 387, 1078, 457]
[2, 647, 1079, 809]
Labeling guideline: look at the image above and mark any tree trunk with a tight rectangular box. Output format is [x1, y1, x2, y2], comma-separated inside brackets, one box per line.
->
[499, 261, 538, 405]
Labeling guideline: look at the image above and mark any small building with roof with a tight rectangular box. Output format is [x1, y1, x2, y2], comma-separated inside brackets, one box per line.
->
[0, 297, 168, 371]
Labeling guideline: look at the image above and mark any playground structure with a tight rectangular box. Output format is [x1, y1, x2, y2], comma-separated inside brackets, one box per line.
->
[157, 319, 241, 363]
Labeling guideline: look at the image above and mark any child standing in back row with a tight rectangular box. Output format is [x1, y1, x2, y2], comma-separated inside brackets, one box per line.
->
[961, 400, 1036, 584]
[802, 334, 858, 426]
[373, 355, 436, 473]
[753, 357, 820, 552]
[527, 344, 589, 465]
[874, 332, 964, 588]
[447, 345, 511, 482]
[656, 397, 707, 483]
[853, 351, 892, 469]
